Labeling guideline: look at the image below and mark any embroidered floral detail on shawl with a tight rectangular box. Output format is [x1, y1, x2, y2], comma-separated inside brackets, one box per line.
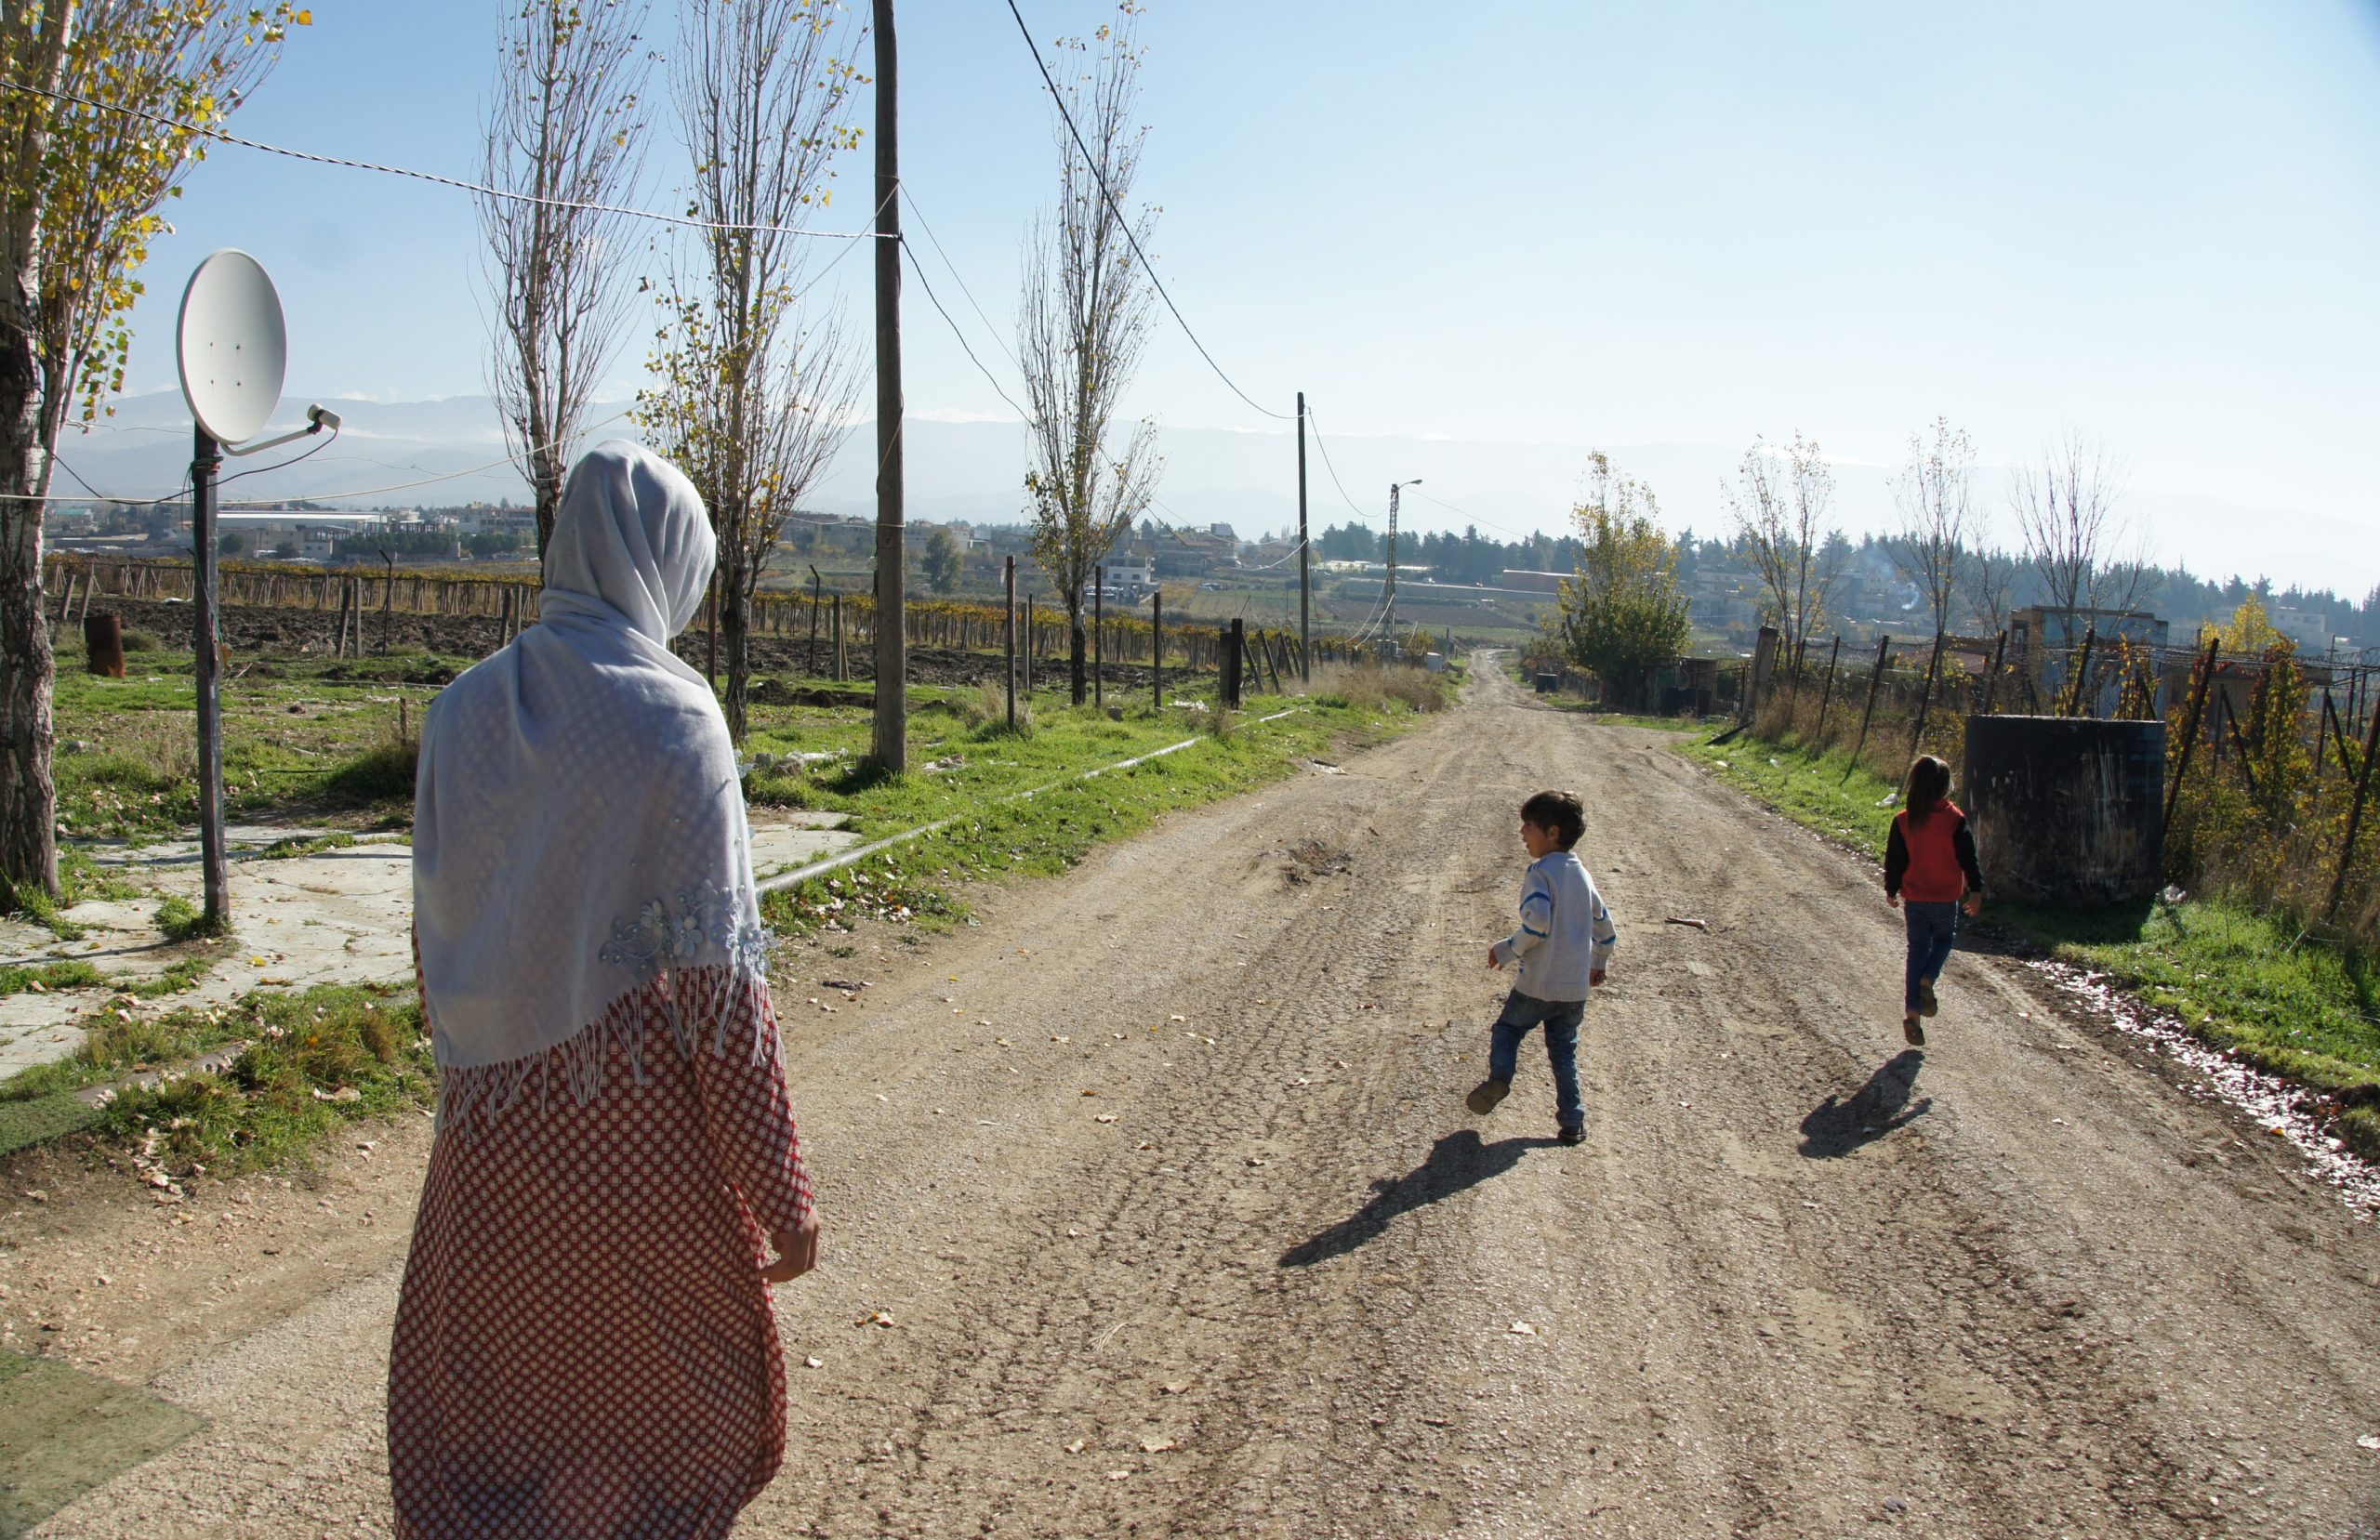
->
[436, 887, 774, 1136]
[600, 879, 771, 980]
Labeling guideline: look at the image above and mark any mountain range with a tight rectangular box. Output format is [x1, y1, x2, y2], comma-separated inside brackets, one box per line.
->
[56, 391, 2378, 605]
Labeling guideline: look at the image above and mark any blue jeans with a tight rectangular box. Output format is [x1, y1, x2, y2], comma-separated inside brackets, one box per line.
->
[1904, 902, 1959, 1013]
[1488, 989, 1586, 1130]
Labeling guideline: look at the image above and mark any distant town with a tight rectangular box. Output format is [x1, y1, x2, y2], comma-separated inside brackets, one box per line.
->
[46, 494, 2380, 665]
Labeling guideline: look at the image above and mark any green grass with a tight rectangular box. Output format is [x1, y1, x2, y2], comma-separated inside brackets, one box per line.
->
[0, 983, 430, 1178]
[0, 959, 102, 999]
[1681, 731, 2380, 1160]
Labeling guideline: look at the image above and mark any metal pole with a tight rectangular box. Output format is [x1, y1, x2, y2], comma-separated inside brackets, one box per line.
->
[1813, 635, 1842, 741]
[190, 427, 229, 928]
[1845, 632, 1890, 780]
[1908, 631, 1944, 757]
[1296, 390, 1310, 682]
[869, 0, 907, 772]
[2328, 682, 2380, 920]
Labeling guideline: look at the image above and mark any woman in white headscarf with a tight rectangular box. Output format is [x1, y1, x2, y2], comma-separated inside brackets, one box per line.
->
[390, 442, 818, 1539]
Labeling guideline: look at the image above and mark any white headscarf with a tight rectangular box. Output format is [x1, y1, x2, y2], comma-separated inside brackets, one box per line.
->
[412, 441, 771, 1128]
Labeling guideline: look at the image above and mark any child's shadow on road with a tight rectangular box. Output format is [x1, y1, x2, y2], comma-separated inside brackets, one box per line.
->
[1799, 1049, 1930, 1159]
[1278, 1129, 1560, 1268]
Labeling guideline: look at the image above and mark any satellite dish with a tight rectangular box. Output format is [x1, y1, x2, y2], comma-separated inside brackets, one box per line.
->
[176, 249, 286, 445]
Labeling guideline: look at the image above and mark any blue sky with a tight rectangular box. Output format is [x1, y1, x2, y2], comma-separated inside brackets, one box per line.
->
[109, 0, 2380, 559]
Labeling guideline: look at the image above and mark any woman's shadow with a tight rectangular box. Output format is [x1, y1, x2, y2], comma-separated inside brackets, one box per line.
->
[1279, 1128, 1558, 1268]
[1799, 1049, 1929, 1159]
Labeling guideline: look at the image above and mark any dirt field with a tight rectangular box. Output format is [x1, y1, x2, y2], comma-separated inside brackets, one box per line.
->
[7, 662, 2379, 1537]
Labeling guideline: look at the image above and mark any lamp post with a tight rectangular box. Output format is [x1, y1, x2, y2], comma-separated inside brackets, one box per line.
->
[1384, 478, 1422, 642]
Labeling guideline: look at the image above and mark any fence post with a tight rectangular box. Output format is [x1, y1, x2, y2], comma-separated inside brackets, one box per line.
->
[2061, 625, 2097, 717]
[1845, 633, 1891, 780]
[1152, 591, 1163, 711]
[1980, 629, 2008, 716]
[1223, 618, 1244, 709]
[1093, 565, 1104, 711]
[1908, 632, 1945, 757]
[832, 594, 847, 683]
[1813, 635, 1843, 742]
[1003, 557, 1017, 731]
[2328, 682, 2380, 920]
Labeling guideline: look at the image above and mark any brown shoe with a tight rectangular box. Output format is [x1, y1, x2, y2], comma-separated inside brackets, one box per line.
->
[1465, 1078, 1511, 1116]
[1902, 1016, 1926, 1047]
[1917, 977, 1940, 1018]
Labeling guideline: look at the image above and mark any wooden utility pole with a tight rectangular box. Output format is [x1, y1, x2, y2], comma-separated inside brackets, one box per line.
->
[869, 0, 907, 771]
[1296, 390, 1310, 682]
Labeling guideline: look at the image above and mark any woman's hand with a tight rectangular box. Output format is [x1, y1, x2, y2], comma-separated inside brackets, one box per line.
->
[762, 1214, 820, 1284]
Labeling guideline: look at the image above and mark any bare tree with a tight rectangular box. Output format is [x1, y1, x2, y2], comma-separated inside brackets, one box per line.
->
[2, 2, 301, 905]
[1887, 416, 1972, 640]
[635, 0, 862, 744]
[1724, 430, 1842, 663]
[1019, 5, 1158, 707]
[480, 0, 651, 560]
[2009, 428, 2149, 615]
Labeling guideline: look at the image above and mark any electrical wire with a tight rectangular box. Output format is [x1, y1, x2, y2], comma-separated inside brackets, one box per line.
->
[215, 426, 340, 491]
[999, 0, 1289, 422]
[902, 243, 1029, 421]
[901, 190, 1021, 375]
[1300, 405, 1373, 520]
[0, 80, 891, 244]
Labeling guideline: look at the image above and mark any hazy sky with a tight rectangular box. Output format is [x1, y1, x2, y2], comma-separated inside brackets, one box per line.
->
[108, 1, 2380, 554]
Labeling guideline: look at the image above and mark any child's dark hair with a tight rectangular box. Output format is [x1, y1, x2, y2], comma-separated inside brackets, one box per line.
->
[1520, 790, 1584, 850]
[1903, 755, 1952, 823]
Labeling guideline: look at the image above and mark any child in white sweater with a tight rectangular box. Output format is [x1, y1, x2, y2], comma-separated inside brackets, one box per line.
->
[1466, 790, 1618, 1145]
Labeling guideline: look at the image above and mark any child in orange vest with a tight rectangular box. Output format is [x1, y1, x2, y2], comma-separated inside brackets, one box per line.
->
[1884, 755, 1983, 1046]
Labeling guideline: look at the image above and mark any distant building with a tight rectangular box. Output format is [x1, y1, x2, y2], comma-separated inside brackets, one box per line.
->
[2270, 605, 2331, 653]
[1501, 569, 1564, 595]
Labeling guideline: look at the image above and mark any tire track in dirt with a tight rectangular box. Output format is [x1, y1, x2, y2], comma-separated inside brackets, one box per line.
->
[19, 660, 2380, 1538]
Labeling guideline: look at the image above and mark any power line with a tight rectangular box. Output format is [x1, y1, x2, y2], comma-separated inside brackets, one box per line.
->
[0, 79, 888, 244]
[901, 241, 1029, 421]
[1300, 406, 1373, 520]
[901, 190, 1020, 375]
[998, 0, 1290, 422]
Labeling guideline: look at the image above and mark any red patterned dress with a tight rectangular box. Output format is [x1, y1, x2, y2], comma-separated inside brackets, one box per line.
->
[389, 971, 813, 1539]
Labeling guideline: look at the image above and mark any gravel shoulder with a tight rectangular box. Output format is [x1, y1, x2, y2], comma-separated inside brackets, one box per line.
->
[8, 661, 2379, 1538]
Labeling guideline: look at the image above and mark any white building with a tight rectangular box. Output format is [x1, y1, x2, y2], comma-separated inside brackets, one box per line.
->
[2271, 605, 2331, 653]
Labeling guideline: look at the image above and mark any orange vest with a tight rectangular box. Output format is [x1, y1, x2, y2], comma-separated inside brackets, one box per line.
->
[1895, 800, 1969, 903]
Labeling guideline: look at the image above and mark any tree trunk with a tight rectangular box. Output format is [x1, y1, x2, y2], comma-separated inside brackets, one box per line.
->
[722, 560, 752, 745]
[0, 337, 57, 905]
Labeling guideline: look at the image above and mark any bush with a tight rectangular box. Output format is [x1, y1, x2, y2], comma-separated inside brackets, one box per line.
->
[119, 628, 160, 652]
[323, 739, 419, 804]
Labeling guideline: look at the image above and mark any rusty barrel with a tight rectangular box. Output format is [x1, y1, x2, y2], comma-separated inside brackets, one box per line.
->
[1963, 715, 2165, 904]
[83, 612, 125, 678]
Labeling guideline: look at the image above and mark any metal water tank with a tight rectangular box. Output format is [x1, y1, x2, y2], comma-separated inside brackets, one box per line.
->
[1963, 715, 2165, 904]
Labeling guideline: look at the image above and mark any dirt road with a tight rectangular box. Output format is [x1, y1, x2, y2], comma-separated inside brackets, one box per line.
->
[11, 662, 2380, 1538]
